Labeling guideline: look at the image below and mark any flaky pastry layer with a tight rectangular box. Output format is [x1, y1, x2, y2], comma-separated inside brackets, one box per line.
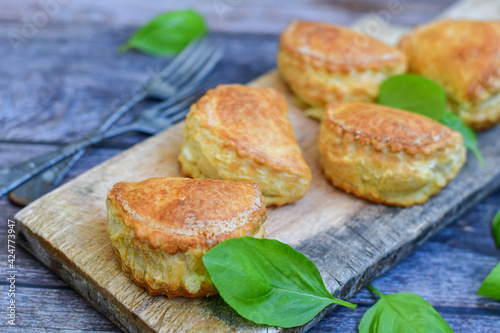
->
[108, 204, 265, 297]
[451, 90, 500, 130]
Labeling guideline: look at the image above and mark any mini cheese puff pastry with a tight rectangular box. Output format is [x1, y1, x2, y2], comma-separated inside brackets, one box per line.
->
[277, 20, 407, 120]
[318, 102, 466, 206]
[399, 20, 500, 130]
[178, 84, 311, 207]
[106, 177, 267, 297]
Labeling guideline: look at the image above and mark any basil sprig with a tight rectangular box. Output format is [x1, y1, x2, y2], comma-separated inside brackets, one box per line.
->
[378, 74, 446, 120]
[203, 237, 356, 328]
[378, 74, 485, 165]
[359, 285, 453, 333]
[493, 209, 500, 248]
[118, 9, 207, 56]
[478, 261, 500, 301]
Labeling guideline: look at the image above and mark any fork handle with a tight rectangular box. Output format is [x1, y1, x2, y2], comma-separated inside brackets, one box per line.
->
[0, 127, 110, 199]
[7, 123, 144, 205]
[9, 149, 87, 205]
[0, 88, 150, 200]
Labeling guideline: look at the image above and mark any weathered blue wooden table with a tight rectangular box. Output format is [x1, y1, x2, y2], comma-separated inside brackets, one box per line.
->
[1, 0, 499, 331]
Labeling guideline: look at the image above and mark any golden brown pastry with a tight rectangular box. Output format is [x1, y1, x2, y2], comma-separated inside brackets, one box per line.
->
[318, 102, 466, 206]
[178, 84, 311, 207]
[106, 177, 266, 297]
[277, 20, 407, 120]
[399, 20, 500, 130]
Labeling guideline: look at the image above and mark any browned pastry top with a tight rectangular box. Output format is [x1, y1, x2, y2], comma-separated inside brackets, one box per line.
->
[194, 84, 310, 174]
[280, 20, 407, 72]
[322, 102, 463, 155]
[107, 177, 266, 254]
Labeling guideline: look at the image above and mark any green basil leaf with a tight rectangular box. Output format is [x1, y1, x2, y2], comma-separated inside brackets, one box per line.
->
[478, 261, 500, 301]
[203, 237, 356, 328]
[493, 209, 500, 248]
[439, 111, 485, 166]
[378, 74, 447, 120]
[359, 285, 453, 333]
[377, 74, 485, 166]
[118, 9, 207, 56]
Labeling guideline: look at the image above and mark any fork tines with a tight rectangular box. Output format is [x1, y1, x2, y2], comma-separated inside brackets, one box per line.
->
[145, 39, 224, 99]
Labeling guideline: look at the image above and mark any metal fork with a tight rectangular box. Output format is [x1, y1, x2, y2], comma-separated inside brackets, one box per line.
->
[0, 38, 223, 199]
[9, 77, 218, 205]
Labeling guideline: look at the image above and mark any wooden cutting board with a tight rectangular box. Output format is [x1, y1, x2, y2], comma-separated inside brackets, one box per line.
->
[13, 0, 500, 332]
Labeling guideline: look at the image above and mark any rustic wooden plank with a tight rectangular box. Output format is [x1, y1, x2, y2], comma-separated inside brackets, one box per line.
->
[0, 143, 58, 167]
[0, 0, 464, 144]
[12, 64, 500, 332]
[0, 149, 500, 305]
[0, 285, 120, 332]
[1, 0, 472, 144]
[3, 190, 498, 332]
[2, 91, 497, 333]
[2, 144, 498, 296]
[3, 0, 500, 331]
[0, 25, 276, 143]
[1, 0, 476, 146]
[0, 142, 129, 189]
[313, 194, 500, 333]
[1, 139, 499, 327]
[2, 0, 456, 35]
[3, 287, 498, 333]
[0, 143, 127, 288]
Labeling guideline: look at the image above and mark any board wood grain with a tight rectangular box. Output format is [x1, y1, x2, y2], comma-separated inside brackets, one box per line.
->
[12, 0, 500, 332]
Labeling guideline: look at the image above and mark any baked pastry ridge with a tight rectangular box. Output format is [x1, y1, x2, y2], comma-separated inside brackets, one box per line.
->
[106, 177, 266, 297]
[277, 20, 407, 119]
[178, 84, 312, 206]
[319, 102, 466, 206]
[399, 20, 500, 129]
